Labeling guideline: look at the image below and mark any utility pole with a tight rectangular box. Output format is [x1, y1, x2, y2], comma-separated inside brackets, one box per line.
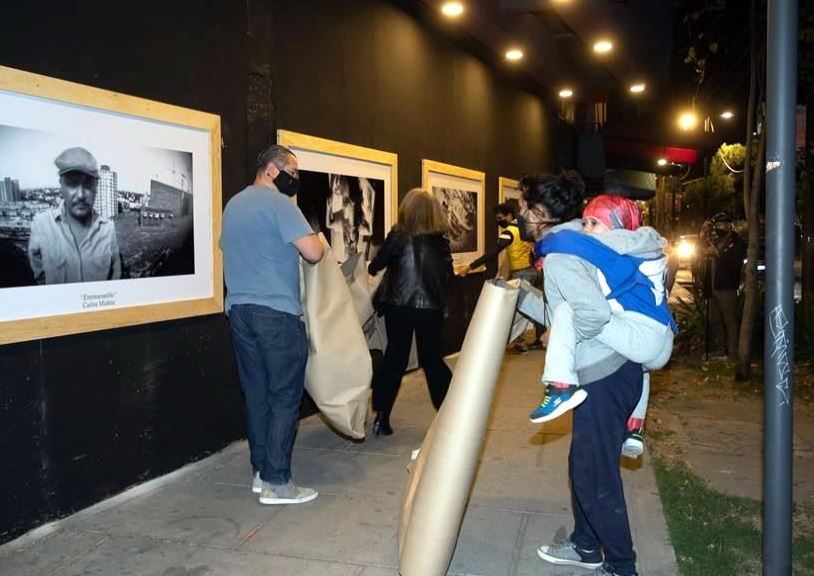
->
[763, 0, 798, 574]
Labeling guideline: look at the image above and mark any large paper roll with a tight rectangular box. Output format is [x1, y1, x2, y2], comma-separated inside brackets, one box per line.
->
[300, 235, 371, 439]
[399, 280, 519, 575]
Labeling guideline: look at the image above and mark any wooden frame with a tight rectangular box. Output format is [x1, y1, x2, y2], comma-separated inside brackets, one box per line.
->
[0, 65, 222, 344]
[498, 176, 522, 204]
[422, 159, 486, 265]
[277, 130, 398, 263]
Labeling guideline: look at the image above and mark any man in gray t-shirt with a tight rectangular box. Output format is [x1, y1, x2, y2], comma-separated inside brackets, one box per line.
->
[220, 144, 324, 506]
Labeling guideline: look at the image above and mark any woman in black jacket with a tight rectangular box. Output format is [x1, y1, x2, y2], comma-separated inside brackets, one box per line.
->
[368, 188, 454, 436]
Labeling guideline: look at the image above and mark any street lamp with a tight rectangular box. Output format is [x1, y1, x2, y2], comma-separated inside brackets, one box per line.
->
[678, 111, 699, 131]
[720, 110, 734, 119]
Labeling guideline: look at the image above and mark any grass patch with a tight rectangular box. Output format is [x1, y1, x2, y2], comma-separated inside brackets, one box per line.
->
[653, 459, 814, 575]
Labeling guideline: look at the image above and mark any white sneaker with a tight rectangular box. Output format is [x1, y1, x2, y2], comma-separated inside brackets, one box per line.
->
[251, 471, 263, 494]
[259, 480, 318, 505]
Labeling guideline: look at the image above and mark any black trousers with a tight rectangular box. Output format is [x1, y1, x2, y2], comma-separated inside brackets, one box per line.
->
[570, 360, 643, 576]
[372, 304, 452, 414]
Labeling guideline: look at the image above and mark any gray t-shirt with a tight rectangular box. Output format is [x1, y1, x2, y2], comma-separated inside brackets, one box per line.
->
[220, 184, 313, 316]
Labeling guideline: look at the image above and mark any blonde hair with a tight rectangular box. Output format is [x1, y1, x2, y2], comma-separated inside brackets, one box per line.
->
[397, 188, 449, 236]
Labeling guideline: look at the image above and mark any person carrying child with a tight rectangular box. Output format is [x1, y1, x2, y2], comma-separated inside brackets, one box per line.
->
[528, 194, 677, 458]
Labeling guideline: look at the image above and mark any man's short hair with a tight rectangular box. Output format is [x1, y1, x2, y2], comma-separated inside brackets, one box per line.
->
[495, 200, 519, 218]
[255, 145, 296, 175]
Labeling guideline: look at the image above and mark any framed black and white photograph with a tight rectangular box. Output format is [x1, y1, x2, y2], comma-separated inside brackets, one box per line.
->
[277, 130, 397, 265]
[422, 159, 485, 265]
[0, 66, 222, 344]
[499, 176, 522, 204]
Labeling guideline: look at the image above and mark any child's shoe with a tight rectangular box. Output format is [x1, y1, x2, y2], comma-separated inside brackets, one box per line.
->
[529, 383, 587, 423]
[621, 428, 645, 459]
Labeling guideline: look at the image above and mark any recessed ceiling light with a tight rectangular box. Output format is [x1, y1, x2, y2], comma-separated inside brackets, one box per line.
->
[720, 110, 734, 119]
[558, 88, 574, 98]
[629, 83, 646, 94]
[505, 48, 524, 62]
[441, 2, 464, 17]
[657, 158, 668, 166]
[593, 40, 613, 54]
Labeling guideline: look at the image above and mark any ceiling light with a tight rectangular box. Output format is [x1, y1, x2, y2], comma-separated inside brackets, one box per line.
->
[720, 110, 734, 119]
[441, 2, 464, 17]
[505, 48, 524, 62]
[593, 40, 613, 54]
[558, 88, 573, 98]
[629, 83, 646, 94]
[678, 111, 699, 131]
[657, 158, 668, 166]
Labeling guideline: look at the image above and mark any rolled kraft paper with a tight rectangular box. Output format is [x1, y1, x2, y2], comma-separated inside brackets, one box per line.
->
[301, 234, 371, 439]
[399, 280, 519, 575]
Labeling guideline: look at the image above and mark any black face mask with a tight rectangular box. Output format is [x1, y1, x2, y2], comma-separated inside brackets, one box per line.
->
[496, 218, 510, 229]
[515, 214, 534, 241]
[274, 170, 300, 197]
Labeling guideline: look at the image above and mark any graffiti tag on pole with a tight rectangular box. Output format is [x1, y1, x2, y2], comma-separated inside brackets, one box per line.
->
[769, 305, 791, 407]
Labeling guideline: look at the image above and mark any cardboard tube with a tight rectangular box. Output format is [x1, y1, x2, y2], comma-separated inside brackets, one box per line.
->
[399, 280, 519, 575]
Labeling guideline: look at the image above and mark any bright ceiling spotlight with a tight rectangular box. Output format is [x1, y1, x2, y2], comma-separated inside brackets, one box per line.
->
[720, 110, 734, 119]
[558, 88, 574, 98]
[678, 111, 699, 131]
[593, 40, 613, 54]
[441, 1, 464, 17]
[657, 158, 668, 166]
[505, 48, 524, 62]
[629, 83, 646, 94]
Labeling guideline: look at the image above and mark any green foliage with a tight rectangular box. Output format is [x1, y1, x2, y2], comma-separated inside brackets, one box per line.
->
[653, 459, 814, 575]
[673, 283, 707, 355]
[653, 460, 761, 576]
[682, 143, 746, 223]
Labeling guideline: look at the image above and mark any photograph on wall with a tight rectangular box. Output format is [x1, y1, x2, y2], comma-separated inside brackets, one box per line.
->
[432, 187, 478, 253]
[499, 176, 522, 204]
[277, 130, 398, 265]
[297, 171, 385, 264]
[422, 159, 485, 265]
[0, 65, 222, 344]
[0, 126, 195, 288]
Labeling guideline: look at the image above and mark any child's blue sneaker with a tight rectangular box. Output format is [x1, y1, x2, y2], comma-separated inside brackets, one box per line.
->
[529, 384, 588, 423]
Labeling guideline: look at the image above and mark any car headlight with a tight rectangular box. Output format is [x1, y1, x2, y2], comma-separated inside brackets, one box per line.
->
[677, 241, 696, 260]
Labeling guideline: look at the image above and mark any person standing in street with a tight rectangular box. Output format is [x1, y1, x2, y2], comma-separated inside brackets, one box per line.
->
[220, 144, 324, 505]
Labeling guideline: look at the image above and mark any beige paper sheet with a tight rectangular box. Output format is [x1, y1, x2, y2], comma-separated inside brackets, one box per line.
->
[398, 280, 519, 575]
[300, 236, 371, 439]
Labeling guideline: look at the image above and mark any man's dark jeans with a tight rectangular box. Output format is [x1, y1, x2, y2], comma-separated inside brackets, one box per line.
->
[570, 360, 643, 576]
[228, 304, 307, 484]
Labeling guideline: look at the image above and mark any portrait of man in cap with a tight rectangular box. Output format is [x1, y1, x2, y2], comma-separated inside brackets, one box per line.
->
[28, 146, 122, 284]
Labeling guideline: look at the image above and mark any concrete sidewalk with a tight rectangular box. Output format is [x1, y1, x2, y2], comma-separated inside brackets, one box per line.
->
[0, 352, 678, 576]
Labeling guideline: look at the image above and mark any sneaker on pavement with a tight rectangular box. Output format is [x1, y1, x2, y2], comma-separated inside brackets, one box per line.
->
[251, 471, 263, 494]
[621, 429, 645, 459]
[537, 538, 603, 569]
[529, 385, 587, 423]
[259, 480, 318, 505]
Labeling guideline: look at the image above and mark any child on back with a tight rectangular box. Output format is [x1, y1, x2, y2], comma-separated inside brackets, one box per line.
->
[528, 195, 676, 454]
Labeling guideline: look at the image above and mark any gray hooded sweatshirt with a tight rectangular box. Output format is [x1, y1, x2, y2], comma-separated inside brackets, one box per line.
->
[542, 220, 668, 385]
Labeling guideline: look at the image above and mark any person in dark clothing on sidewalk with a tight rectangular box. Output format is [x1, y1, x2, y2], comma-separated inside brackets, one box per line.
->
[368, 188, 454, 436]
[699, 212, 746, 361]
[516, 172, 643, 576]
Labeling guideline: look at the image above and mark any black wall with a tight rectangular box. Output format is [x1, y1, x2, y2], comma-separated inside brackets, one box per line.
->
[1, 0, 560, 544]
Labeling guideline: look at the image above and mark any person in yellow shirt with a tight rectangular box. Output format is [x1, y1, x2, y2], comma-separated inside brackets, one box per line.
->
[458, 199, 541, 352]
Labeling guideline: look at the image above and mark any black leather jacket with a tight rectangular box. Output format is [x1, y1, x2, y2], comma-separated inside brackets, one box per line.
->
[369, 230, 453, 310]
